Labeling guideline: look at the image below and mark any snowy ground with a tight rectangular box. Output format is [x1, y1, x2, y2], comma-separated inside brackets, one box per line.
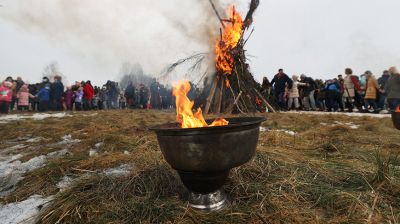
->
[0, 195, 53, 224]
[284, 110, 391, 118]
[0, 133, 81, 224]
[0, 113, 72, 124]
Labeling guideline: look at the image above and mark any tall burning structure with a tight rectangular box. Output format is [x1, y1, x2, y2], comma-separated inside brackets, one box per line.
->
[204, 0, 274, 114]
[159, 0, 274, 114]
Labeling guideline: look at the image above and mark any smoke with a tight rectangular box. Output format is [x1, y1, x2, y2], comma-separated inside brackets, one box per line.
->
[0, 0, 241, 83]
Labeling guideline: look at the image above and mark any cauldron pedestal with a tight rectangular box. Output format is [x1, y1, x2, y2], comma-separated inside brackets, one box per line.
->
[151, 117, 266, 212]
[189, 189, 228, 211]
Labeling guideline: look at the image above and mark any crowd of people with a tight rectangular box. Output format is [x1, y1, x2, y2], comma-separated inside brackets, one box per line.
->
[261, 67, 400, 113]
[1, 66, 399, 114]
[0, 76, 184, 114]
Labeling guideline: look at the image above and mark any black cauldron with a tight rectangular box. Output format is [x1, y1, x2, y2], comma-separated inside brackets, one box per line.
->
[150, 117, 266, 211]
[392, 112, 400, 130]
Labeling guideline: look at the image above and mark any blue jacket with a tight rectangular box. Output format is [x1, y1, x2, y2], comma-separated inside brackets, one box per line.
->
[37, 86, 51, 101]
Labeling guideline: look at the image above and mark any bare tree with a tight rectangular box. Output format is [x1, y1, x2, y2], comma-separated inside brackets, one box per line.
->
[119, 62, 153, 89]
[42, 62, 67, 83]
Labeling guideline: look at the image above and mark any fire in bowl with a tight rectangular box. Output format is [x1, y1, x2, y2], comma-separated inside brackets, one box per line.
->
[392, 107, 400, 130]
[150, 116, 266, 211]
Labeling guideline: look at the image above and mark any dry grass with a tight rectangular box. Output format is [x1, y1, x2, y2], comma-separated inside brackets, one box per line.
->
[0, 110, 399, 223]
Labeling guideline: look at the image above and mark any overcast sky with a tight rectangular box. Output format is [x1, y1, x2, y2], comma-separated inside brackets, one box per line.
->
[1, 0, 400, 86]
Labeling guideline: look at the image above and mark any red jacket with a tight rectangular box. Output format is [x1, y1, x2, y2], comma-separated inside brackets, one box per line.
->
[0, 85, 13, 102]
[83, 84, 94, 100]
[351, 76, 361, 92]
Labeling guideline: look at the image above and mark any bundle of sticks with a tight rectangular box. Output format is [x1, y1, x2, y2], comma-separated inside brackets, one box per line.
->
[204, 0, 275, 114]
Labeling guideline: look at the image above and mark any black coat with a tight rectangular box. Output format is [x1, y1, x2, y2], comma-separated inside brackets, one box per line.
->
[271, 73, 292, 93]
[301, 77, 318, 95]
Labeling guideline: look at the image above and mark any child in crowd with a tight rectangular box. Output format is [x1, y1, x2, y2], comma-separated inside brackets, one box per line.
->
[0, 81, 13, 114]
[36, 84, 51, 112]
[17, 84, 35, 111]
[64, 86, 74, 111]
[74, 87, 84, 111]
[119, 92, 127, 109]
[287, 75, 306, 110]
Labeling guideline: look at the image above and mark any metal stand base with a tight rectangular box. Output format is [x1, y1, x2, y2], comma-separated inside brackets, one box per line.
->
[188, 189, 229, 212]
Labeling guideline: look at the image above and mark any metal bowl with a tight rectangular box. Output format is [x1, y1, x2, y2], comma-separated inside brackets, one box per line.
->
[392, 112, 400, 130]
[150, 116, 266, 211]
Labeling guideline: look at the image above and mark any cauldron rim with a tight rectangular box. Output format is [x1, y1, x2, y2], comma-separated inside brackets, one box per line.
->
[149, 116, 266, 134]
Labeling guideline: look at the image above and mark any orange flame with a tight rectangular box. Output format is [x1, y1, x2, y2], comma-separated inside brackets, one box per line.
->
[255, 96, 262, 106]
[396, 106, 400, 112]
[215, 6, 244, 75]
[173, 81, 228, 128]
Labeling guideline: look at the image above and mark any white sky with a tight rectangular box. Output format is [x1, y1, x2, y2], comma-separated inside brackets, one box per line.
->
[1, 0, 400, 86]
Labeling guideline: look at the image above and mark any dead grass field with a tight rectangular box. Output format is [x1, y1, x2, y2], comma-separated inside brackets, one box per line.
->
[0, 110, 399, 223]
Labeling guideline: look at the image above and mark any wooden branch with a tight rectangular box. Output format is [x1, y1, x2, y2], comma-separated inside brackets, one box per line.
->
[208, 0, 226, 28]
[215, 77, 224, 114]
[204, 76, 218, 114]
[254, 89, 276, 113]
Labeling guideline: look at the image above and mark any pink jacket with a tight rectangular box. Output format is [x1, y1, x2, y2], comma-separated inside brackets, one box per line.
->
[17, 91, 34, 106]
[0, 86, 13, 102]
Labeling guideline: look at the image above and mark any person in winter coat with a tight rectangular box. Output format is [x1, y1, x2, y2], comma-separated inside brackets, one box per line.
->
[325, 80, 340, 112]
[139, 83, 149, 109]
[50, 76, 64, 111]
[5, 77, 17, 112]
[36, 84, 51, 112]
[271, 69, 293, 110]
[0, 81, 13, 114]
[385, 66, 400, 111]
[17, 84, 35, 111]
[363, 71, 380, 112]
[64, 86, 74, 111]
[83, 81, 94, 110]
[125, 82, 135, 109]
[287, 75, 306, 110]
[377, 70, 390, 110]
[299, 74, 318, 110]
[74, 87, 84, 111]
[342, 68, 361, 112]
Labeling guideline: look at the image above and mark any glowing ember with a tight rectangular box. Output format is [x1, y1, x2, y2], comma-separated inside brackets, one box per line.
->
[173, 81, 228, 128]
[215, 6, 244, 75]
[255, 96, 262, 106]
[396, 106, 400, 112]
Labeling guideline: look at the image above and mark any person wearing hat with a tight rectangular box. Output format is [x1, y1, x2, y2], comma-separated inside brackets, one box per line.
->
[0, 81, 14, 114]
[17, 84, 35, 111]
[363, 71, 380, 113]
[385, 66, 400, 111]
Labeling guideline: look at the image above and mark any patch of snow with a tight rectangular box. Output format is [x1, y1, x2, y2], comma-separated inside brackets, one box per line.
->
[284, 111, 390, 118]
[26, 137, 44, 143]
[94, 142, 104, 148]
[0, 149, 70, 196]
[56, 176, 75, 192]
[57, 135, 81, 145]
[321, 121, 360, 129]
[0, 113, 72, 124]
[89, 142, 103, 157]
[3, 144, 27, 151]
[103, 164, 132, 177]
[277, 129, 297, 136]
[89, 149, 98, 157]
[47, 149, 70, 158]
[259, 127, 296, 136]
[0, 194, 52, 224]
